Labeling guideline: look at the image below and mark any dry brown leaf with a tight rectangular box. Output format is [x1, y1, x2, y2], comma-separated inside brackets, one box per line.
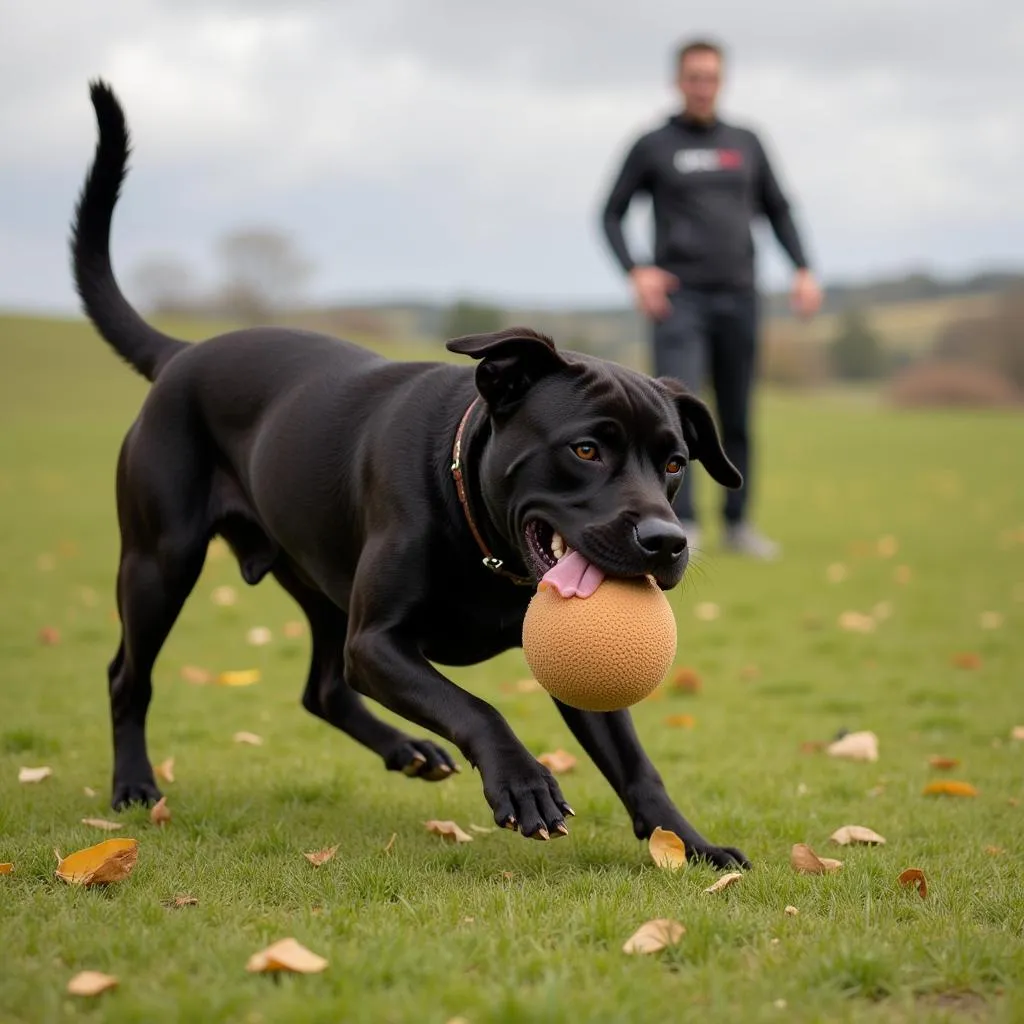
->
[894, 564, 912, 584]
[984, 845, 1006, 856]
[303, 846, 338, 867]
[826, 562, 848, 583]
[163, 894, 199, 908]
[283, 620, 306, 639]
[790, 843, 843, 875]
[622, 918, 685, 955]
[383, 832, 397, 853]
[211, 585, 238, 607]
[648, 826, 686, 870]
[877, 535, 899, 558]
[838, 610, 876, 633]
[827, 731, 879, 763]
[18, 765, 52, 783]
[246, 937, 328, 974]
[694, 601, 720, 622]
[872, 601, 893, 621]
[537, 749, 577, 774]
[150, 797, 171, 826]
[670, 666, 703, 693]
[0, 863, 13, 875]
[800, 740, 826, 754]
[217, 669, 261, 687]
[180, 665, 212, 685]
[246, 626, 272, 646]
[501, 870, 515, 880]
[829, 825, 886, 846]
[897, 867, 927, 898]
[81, 818, 122, 832]
[83, 786, 97, 797]
[928, 755, 960, 770]
[739, 663, 761, 681]
[664, 714, 696, 729]
[950, 651, 982, 670]
[784, 905, 800, 916]
[67, 971, 118, 997]
[703, 871, 743, 894]
[469, 824, 495, 834]
[1011, 726, 1024, 741]
[233, 731, 264, 746]
[155, 757, 176, 783]
[55, 838, 139, 886]
[424, 820, 473, 843]
[38, 626, 61, 646]
[923, 780, 978, 797]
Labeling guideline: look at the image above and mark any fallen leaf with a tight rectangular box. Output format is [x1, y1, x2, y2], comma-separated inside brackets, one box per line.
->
[424, 820, 473, 843]
[774, 999, 788, 1010]
[928, 755, 960, 770]
[796, 783, 809, 797]
[55, 838, 139, 886]
[826, 562, 848, 583]
[829, 825, 886, 846]
[246, 937, 328, 974]
[703, 871, 743, 894]
[1011, 726, 1024, 741]
[217, 669, 261, 687]
[877, 535, 899, 558]
[950, 651, 982, 670]
[0, 863, 13, 874]
[739, 663, 761, 681]
[622, 918, 685, 955]
[664, 714, 696, 729]
[670, 666, 702, 693]
[1009, 798, 1020, 807]
[207, 537, 229, 560]
[838, 610, 876, 633]
[648, 826, 686, 870]
[150, 797, 171, 826]
[162, 894, 199, 908]
[979, 611, 1004, 630]
[784, 905, 799, 916]
[694, 601, 720, 622]
[799, 740, 826, 754]
[790, 843, 843, 875]
[872, 600, 893, 621]
[383, 832, 397, 853]
[67, 971, 118, 997]
[18, 765, 52, 783]
[894, 564, 912, 584]
[537, 749, 577, 774]
[283, 620, 306, 639]
[180, 665, 212, 685]
[515, 677, 542, 693]
[83, 786, 97, 797]
[38, 626, 61, 646]
[81, 818, 122, 832]
[501, 870, 515, 880]
[827, 731, 879, 762]
[211, 585, 238, 607]
[469, 824, 495, 834]
[897, 868, 927, 898]
[155, 757, 175, 783]
[984, 845, 1005, 856]
[304, 846, 338, 867]
[78, 586, 99, 607]
[923, 780, 978, 797]
[246, 626, 272, 646]
[233, 731, 264, 746]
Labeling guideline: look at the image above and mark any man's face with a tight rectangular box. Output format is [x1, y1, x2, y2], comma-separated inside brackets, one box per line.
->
[677, 50, 722, 121]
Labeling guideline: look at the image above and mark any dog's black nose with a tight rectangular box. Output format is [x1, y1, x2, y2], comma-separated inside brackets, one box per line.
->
[634, 518, 687, 561]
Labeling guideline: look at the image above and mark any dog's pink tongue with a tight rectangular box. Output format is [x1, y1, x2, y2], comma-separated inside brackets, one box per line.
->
[540, 549, 605, 599]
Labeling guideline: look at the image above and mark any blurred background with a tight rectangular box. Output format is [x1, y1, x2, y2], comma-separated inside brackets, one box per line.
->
[1, 0, 1022, 405]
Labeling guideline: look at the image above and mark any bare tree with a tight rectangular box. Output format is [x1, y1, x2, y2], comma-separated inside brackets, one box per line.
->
[216, 229, 312, 325]
[130, 254, 197, 315]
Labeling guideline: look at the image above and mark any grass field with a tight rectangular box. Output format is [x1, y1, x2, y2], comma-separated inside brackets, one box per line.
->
[1, 314, 1022, 1024]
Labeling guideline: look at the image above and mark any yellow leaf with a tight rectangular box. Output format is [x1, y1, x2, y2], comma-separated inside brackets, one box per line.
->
[829, 825, 886, 846]
[694, 601, 720, 622]
[245, 937, 328, 974]
[150, 797, 172, 826]
[0, 863, 13, 875]
[648, 826, 686, 870]
[923, 780, 978, 797]
[826, 562, 848, 583]
[537, 749, 577, 774]
[81, 818, 122, 832]
[826, 731, 879, 762]
[838, 610, 876, 633]
[180, 665, 212, 685]
[784, 905, 800, 916]
[877, 535, 899, 558]
[83, 786, 98, 797]
[303, 846, 338, 867]
[155, 757, 176, 783]
[233, 731, 264, 746]
[67, 971, 118, 996]
[55, 838, 138, 886]
[928, 755, 960, 770]
[897, 867, 927, 898]
[216, 669, 261, 687]
[424, 820, 473, 843]
[664, 713, 696, 729]
[18, 765, 52, 783]
[984, 845, 1005, 856]
[790, 843, 843, 875]
[211, 585, 238, 607]
[622, 918, 685, 955]
[469, 824, 495, 834]
[1011, 726, 1024, 741]
[703, 871, 743, 894]
[246, 626, 272, 646]
[979, 611, 1004, 630]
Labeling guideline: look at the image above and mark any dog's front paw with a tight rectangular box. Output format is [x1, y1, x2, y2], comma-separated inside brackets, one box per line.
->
[687, 842, 752, 871]
[385, 737, 458, 781]
[484, 761, 574, 840]
[111, 778, 162, 811]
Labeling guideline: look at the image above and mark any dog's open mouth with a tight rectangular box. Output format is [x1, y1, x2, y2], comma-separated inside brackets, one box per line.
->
[524, 520, 605, 598]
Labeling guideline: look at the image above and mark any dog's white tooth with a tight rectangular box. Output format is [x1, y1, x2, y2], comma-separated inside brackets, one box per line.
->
[551, 532, 565, 560]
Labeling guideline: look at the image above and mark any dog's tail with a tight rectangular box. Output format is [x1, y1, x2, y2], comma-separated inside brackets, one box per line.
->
[71, 80, 189, 382]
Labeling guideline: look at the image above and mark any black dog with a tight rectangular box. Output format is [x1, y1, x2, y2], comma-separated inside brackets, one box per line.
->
[71, 81, 749, 869]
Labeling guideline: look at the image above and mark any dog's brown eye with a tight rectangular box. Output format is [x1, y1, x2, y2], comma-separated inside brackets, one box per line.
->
[573, 443, 599, 462]
[666, 457, 684, 474]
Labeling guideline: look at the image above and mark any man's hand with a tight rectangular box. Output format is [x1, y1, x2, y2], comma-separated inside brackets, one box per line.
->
[629, 266, 679, 321]
[790, 269, 822, 319]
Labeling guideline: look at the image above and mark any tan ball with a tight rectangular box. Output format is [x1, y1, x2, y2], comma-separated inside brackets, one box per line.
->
[522, 577, 677, 712]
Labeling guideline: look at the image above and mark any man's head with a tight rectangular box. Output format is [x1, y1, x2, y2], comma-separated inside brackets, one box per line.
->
[675, 39, 724, 123]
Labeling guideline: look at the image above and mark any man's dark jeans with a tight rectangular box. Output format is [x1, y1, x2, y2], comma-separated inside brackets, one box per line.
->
[652, 287, 758, 525]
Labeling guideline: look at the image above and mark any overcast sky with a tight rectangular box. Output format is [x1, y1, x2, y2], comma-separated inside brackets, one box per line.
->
[2, 0, 1021, 312]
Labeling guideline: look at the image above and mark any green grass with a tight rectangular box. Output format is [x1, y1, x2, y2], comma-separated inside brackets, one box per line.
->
[1, 314, 1023, 1024]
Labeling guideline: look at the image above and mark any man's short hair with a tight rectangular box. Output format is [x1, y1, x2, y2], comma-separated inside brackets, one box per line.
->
[676, 39, 725, 67]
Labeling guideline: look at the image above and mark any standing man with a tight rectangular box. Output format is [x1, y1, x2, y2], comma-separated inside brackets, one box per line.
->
[601, 39, 821, 559]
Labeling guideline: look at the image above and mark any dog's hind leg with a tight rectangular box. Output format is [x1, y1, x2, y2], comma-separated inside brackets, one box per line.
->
[274, 564, 457, 781]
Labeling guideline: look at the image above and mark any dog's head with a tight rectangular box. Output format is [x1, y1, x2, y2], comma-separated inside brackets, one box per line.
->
[447, 328, 741, 590]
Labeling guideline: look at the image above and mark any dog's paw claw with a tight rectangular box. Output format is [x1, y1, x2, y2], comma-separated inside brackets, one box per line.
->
[488, 764, 570, 840]
[387, 738, 457, 782]
[111, 780, 162, 811]
[688, 843, 752, 871]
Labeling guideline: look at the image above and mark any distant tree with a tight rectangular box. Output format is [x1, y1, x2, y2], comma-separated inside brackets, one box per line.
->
[443, 300, 503, 339]
[130, 254, 197, 315]
[934, 288, 1024, 389]
[216, 229, 312, 325]
[828, 308, 887, 380]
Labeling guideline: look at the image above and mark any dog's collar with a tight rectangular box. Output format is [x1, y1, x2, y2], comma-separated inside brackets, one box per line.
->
[451, 397, 534, 587]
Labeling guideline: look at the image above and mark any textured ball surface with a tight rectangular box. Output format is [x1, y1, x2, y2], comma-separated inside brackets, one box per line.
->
[522, 577, 677, 712]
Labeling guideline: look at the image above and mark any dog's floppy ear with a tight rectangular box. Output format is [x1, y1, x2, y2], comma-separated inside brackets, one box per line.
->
[658, 377, 743, 489]
[447, 327, 566, 414]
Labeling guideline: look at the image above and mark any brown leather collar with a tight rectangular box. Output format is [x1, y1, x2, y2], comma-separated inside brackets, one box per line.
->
[450, 397, 534, 587]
